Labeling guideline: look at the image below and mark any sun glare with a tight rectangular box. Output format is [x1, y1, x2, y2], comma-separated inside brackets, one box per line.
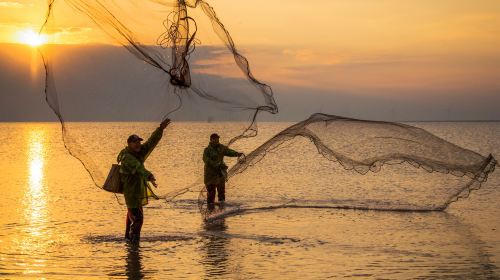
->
[16, 29, 47, 47]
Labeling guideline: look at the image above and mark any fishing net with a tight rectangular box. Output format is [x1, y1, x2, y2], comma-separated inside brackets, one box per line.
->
[39, 0, 277, 195]
[221, 114, 497, 212]
[39, 0, 497, 216]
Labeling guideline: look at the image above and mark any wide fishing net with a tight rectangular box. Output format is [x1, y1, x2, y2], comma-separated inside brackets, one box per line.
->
[39, 0, 497, 218]
[220, 114, 497, 212]
[39, 0, 277, 191]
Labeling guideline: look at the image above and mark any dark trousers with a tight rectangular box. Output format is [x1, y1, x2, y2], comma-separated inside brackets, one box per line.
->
[125, 207, 143, 242]
[206, 181, 225, 204]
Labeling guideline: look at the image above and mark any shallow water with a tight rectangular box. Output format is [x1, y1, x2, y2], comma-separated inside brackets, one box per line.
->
[0, 122, 499, 279]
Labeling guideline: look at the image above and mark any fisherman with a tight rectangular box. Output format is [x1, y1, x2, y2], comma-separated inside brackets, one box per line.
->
[203, 133, 244, 209]
[118, 119, 171, 243]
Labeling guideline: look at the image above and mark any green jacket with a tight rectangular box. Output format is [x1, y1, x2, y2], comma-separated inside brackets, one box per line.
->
[203, 143, 240, 185]
[118, 127, 163, 208]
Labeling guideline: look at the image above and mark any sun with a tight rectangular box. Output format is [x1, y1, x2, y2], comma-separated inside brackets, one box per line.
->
[16, 29, 48, 47]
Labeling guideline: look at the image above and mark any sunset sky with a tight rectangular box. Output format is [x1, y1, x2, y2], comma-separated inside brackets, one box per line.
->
[1, 0, 500, 121]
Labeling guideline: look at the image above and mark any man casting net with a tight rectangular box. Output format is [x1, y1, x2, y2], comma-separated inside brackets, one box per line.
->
[39, 0, 497, 218]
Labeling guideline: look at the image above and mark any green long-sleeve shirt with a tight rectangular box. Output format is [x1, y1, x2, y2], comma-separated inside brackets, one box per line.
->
[203, 143, 240, 185]
[118, 127, 163, 208]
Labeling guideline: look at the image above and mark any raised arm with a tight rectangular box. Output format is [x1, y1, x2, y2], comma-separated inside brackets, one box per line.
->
[140, 119, 170, 159]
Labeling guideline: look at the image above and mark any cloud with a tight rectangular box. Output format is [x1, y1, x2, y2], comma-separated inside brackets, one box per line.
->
[0, 1, 22, 8]
[0, 22, 92, 35]
[42, 26, 93, 35]
[282, 49, 318, 62]
[38, 26, 95, 44]
[1, 43, 499, 121]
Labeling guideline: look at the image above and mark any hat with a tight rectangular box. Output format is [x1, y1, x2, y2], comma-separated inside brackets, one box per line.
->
[210, 133, 220, 139]
[127, 134, 143, 143]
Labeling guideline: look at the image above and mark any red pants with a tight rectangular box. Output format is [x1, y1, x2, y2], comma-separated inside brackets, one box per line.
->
[206, 181, 225, 204]
[125, 207, 143, 243]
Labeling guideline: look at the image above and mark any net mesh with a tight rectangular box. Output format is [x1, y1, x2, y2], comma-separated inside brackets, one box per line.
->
[39, 0, 497, 217]
[39, 0, 277, 187]
[222, 114, 497, 211]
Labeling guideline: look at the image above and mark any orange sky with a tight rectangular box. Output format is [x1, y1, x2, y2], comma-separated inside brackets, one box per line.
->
[1, 0, 500, 120]
[2, 0, 500, 49]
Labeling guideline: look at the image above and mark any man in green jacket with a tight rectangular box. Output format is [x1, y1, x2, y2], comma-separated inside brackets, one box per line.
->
[203, 133, 244, 209]
[118, 119, 170, 243]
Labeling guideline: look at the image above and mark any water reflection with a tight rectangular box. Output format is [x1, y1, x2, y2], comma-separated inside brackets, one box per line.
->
[25, 129, 48, 236]
[201, 219, 231, 278]
[442, 213, 499, 279]
[19, 128, 50, 274]
[125, 244, 144, 279]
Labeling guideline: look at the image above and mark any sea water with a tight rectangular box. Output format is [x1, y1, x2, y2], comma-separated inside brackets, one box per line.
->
[0, 122, 499, 279]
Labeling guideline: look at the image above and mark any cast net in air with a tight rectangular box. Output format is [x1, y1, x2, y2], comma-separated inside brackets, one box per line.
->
[39, 0, 497, 216]
[39, 0, 277, 200]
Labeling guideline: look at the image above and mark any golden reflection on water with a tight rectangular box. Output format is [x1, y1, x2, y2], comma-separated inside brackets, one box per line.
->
[26, 129, 47, 234]
[20, 128, 49, 275]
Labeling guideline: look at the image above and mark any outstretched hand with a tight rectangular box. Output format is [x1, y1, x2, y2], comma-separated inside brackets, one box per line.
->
[151, 180, 158, 188]
[148, 174, 158, 188]
[160, 118, 171, 130]
[237, 153, 246, 164]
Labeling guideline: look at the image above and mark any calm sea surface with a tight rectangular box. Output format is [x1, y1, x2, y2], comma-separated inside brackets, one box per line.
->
[0, 122, 499, 279]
